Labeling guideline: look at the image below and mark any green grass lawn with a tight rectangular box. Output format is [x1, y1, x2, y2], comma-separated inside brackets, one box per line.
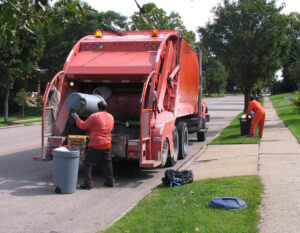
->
[101, 176, 263, 233]
[204, 93, 243, 98]
[276, 106, 300, 143]
[209, 113, 260, 145]
[270, 93, 300, 143]
[0, 106, 42, 127]
[269, 93, 296, 108]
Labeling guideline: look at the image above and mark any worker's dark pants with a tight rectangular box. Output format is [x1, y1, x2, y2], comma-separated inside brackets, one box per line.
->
[83, 147, 114, 187]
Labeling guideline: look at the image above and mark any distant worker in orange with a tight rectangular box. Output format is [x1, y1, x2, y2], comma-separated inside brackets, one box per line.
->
[246, 96, 266, 138]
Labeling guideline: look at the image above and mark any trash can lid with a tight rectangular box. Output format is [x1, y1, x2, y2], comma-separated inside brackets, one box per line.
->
[53, 147, 80, 158]
[208, 197, 247, 210]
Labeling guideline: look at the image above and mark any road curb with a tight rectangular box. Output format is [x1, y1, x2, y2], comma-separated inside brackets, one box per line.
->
[180, 145, 208, 170]
[0, 122, 41, 130]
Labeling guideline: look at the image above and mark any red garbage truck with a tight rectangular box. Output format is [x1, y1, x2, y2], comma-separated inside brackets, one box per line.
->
[35, 29, 209, 168]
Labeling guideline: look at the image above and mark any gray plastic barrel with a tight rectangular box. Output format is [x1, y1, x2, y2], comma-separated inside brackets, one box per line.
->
[66, 92, 104, 117]
[52, 148, 80, 194]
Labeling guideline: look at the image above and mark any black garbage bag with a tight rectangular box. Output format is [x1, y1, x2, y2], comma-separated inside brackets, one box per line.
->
[162, 169, 194, 187]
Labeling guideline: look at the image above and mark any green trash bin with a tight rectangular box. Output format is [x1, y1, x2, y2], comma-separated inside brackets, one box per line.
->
[239, 117, 252, 136]
[52, 148, 80, 194]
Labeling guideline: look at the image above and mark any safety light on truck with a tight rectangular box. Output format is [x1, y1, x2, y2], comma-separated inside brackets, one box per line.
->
[69, 81, 74, 87]
[95, 29, 102, 38]
[152, 29, 158, 37]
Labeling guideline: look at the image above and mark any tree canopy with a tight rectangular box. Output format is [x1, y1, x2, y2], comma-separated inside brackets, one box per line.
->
[0, 24, 44, 121]
[39, 8, 128, 79]
[281, 12, 300, 91]
[0, 0, 84, 121]
[130, 3, 196, 44]
[199, 0, 290, 111]
[0, 0, 84, 36]
[204, 57, 228, 95]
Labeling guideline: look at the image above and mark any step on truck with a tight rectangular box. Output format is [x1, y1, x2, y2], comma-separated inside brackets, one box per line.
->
[35, 29, 209, 168]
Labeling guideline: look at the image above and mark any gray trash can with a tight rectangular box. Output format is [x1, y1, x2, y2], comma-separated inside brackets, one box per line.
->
[66, 92, 104, 117]
[52, 148, 80, 194]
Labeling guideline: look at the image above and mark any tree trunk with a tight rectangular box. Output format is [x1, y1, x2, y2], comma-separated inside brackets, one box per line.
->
[4, 88, 9, 122]
[243, 90, 251, 113]
[22, 106, 24, 118]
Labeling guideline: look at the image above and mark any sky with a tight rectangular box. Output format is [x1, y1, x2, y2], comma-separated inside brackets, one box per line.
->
[85, 0, 300, 34]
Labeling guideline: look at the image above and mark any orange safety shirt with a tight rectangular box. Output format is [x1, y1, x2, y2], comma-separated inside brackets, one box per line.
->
[246, 100, 265, 116]
[76, 111, 114, 149]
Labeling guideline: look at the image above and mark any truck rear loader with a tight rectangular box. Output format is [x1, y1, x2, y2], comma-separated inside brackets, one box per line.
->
[35, 29, 209, 168]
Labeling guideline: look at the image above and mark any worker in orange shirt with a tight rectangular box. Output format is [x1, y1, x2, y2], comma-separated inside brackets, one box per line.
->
[71, 100, 115, 189]
[246, 96, 266, 138]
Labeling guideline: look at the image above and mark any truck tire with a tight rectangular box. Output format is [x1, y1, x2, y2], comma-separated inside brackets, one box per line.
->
[202, 118, 207, 130]
[177, 122, 188, 159]
[160, 138, 169, 167]
[167, 126, 179, 167]
[197, 131, 206, 142]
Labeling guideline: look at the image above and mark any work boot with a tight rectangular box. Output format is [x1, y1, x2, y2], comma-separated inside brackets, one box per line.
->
[82, 161, 94, 189]
[104, 182, 114, 187]
[104, 177, 115, 187]
[80, 183, 92, 190]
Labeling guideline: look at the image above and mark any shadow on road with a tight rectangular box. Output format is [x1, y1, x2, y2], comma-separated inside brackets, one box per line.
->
[0, 148, 158, 196]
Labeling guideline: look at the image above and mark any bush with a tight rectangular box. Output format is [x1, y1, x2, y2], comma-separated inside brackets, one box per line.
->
[36, 95, 44, 107]
[292, 91, 300, 108]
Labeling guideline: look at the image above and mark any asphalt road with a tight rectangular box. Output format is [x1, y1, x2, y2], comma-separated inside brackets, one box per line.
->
[0, 96, 243, 233]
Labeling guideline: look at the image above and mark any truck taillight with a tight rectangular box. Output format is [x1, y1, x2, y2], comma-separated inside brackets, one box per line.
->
[129, 151, 135, 157]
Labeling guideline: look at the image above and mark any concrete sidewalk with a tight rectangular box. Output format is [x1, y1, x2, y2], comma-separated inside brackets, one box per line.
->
[185, 97, 300, 233]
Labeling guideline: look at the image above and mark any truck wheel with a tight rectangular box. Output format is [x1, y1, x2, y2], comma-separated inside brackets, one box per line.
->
[160, 138, 169, 167]
[177, 122, 188, 159]
[167, 127, 179, 167]
[202, 118, 207, 130]
[197, 131, 206, 142]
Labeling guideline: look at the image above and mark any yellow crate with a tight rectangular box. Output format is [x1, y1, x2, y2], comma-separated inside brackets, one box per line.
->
[67, 135, 89, 160]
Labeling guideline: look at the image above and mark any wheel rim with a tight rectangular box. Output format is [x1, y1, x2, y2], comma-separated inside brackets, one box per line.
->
[173, 128, 179, 162]
[183, 127, 188, 155]
[161, 139, 169, 166]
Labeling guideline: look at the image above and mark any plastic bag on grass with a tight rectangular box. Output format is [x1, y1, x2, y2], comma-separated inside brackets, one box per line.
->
[162, 169, 194, 187]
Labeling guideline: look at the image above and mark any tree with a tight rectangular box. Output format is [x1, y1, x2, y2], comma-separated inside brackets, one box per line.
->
[130, 3, 196, 44]
[204, 57, 228, 95]
[39, 8, 128, 79]
[0, 25, 44, 121]
[14, 88, 28, 118]
[0, 0, 84, 37]
[199, 0, 290, 111]
[281, 12, 300, 91]
[0, 0, 84, 122]
[289, 59, 300, 85]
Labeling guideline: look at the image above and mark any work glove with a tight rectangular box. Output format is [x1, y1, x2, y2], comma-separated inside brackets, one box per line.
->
[71, 111, 79, 120]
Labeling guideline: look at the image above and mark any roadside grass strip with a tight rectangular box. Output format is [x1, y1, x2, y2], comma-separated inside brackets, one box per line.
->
[204, 93, 243, 98]
[209, 113, 260, 145]
[270, 93, 300, 143]
[269, 92, 296, 108]
[101, 176, 263, 233]
[0, 106, 42, 127]
[0, 118, 41, 127]
[276, 106, 300, 143]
